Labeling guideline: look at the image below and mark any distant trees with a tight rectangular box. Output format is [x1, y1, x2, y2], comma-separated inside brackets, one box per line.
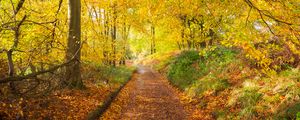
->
[129, 0, 299, 72]
[82, 0, 133, 66]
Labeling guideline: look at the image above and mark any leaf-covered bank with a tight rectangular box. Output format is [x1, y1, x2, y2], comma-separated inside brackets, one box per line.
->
[144, 47, 300, 119]
[0, 63, 135, 119]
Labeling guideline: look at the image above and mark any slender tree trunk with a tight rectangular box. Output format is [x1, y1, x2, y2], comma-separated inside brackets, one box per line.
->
[181, 28, 185, 49]
[65, 0, 83, 89]
[103, 10, 109, 65]
[150, 25, 156, 54]
[105, 9, 111, 65]
[109, 4, 117, 67]
[7, 50, 16, 94]
[6, 0, 26, 95]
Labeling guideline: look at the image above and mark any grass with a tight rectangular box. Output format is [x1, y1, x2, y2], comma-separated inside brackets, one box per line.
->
[167, 47, 237, 91]
[96, 65, 135, 87]
[82, 63, 135, 88]
[167, 50, 200, 90]
[186, 74, 230, 97]
[227, 68, 300, 119]
[145, 46, 300, 119]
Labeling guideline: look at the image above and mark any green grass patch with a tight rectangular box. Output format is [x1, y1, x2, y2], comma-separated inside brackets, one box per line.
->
[81, 62, 135, 87]
[167, 50, 200, 90]
[167, 47, 237, 91]
[95, 65, 135, 85]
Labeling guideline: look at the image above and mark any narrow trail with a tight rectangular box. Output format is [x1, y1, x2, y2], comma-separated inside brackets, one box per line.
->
[102, 66, 188, 120]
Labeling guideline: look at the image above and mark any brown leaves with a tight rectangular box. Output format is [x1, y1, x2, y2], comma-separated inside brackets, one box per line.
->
[0, 82, 111, 119]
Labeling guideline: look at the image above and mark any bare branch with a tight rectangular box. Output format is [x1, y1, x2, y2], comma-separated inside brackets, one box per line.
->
[56, 0, 63, 15]
[245, 7, 252, 27]
[1, 19, 56, 31]
[15, 0, 25, 15]
[258, 11, 274, 34]
[0, 42, 83, 84]
[17, 15, 26, 28]
[0, 58, 76, 83]
[244, 0, 297, 26]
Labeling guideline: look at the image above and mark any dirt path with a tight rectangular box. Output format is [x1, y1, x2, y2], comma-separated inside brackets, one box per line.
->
[102, 66, 187, 120]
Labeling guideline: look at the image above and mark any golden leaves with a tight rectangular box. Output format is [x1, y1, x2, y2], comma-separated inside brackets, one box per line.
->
[0, 81, 112, 119]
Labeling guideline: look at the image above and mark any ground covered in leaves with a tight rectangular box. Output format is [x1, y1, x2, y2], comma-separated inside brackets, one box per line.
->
[102, 66, 188, 120]
[0, 63, 135, 120]
[0, 81, 112, 119]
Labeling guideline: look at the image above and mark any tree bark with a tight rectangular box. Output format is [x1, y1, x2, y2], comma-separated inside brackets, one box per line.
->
[111, 3, 117, 67]
[7, 50, 17, 94]
[7, 14, 27, 94]
[150, 25, 156, 54]
[65, 0, 83, 89]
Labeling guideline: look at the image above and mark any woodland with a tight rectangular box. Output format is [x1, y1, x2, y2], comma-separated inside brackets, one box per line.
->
[0, 0, 300, 119]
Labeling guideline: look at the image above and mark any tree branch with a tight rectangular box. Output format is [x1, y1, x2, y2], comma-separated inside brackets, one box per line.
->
[245, 7, 252, 27]
[0, 42, 83, 84]
[1, 19, 56, 31]
[0, 58, 76, 84]
[244, 0, 297, 26]
[258, 11, 274, 34]
[15, 0, 25, 15]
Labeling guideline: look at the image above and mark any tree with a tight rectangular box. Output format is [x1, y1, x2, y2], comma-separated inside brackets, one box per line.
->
[5, 0, 27, 94]
[65, 0, 83, 89]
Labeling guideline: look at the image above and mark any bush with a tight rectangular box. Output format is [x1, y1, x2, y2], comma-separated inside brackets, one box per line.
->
[167, 50, 200, 90]
[167, 47, 237, 91]
[199, 47, 238, 74]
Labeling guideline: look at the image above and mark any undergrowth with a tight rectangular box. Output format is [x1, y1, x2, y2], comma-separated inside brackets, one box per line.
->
[167, 50, 200, 90]
[153, 46, 300, 119]
[167, 47, 237, 91]
[82, 63, 135, 87]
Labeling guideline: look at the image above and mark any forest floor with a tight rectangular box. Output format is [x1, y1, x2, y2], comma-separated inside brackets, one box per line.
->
[101, 66, 189, 120]
[0, 63, 135, 119]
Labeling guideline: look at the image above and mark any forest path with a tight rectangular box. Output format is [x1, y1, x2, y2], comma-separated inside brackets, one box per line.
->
[102, 66, 188, 120]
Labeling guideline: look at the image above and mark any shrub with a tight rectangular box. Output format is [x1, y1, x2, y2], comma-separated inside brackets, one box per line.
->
[167, 50, 200, 90]
[167, 47, 237, 91]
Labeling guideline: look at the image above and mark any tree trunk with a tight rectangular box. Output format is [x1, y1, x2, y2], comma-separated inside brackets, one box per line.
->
[7, 16, 26, 95]
[65, 0, 83, 89]
[7, 50, 17, 94]
[150, 25, 156, 54]
[111, 4, 117, 67]
[181, 29, 185, 49]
